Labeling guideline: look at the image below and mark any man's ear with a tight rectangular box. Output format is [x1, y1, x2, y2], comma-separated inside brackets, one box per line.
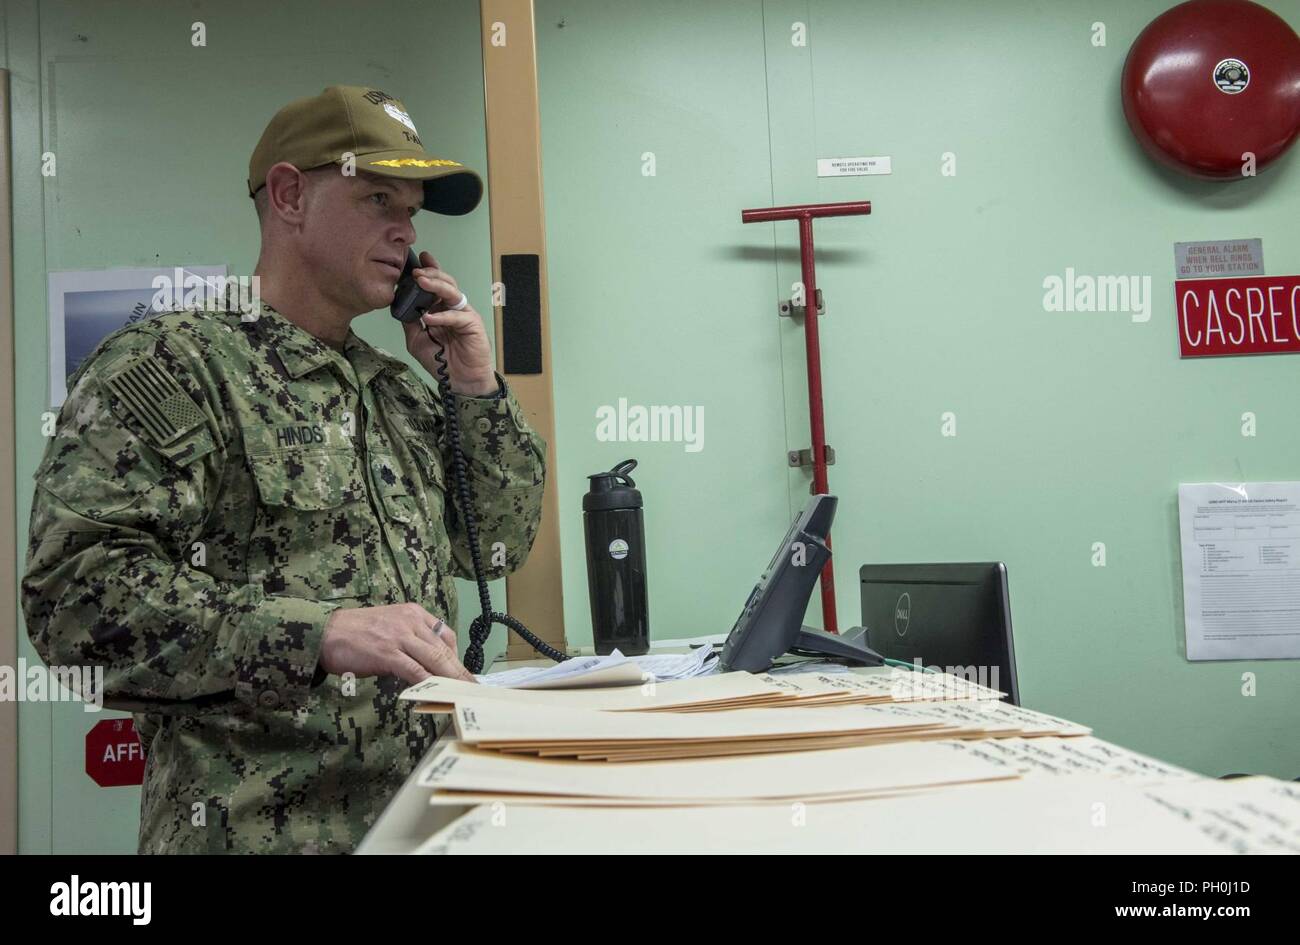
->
[264, 162, 309, 226]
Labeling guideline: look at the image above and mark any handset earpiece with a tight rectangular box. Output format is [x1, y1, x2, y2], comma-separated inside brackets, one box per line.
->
[390, 248, 437, 323]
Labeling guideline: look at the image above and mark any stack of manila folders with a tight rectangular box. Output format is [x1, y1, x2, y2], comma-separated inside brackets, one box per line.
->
[397, 650, 1300, 854]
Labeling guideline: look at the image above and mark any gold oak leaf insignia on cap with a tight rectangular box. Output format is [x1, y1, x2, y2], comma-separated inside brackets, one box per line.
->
[368, 158, 463, 168]
[105, 358, 205, 445]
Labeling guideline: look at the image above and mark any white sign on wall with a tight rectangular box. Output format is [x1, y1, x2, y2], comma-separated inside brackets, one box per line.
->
[817, 155, 892, 177]
[1178, 481, 1300, 661]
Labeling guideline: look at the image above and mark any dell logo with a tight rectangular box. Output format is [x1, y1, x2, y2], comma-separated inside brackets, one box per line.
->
[894, 592, 911, 637]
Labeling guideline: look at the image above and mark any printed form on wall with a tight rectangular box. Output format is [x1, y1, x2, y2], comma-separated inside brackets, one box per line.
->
[1178, 482, 1300, 660]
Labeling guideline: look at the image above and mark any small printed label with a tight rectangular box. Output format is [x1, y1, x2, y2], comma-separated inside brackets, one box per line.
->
[608, 538, 629, 560]
[817, 155, 892, 177]
[1174, 239, 1263, 278]
[1212, 58, 1249, 94]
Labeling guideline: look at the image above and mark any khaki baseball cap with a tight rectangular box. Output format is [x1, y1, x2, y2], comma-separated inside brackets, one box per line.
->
[247, 85, 483, 215]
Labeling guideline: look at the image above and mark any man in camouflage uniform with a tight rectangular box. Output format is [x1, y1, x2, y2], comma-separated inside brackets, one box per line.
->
[21, 86, 547, 853]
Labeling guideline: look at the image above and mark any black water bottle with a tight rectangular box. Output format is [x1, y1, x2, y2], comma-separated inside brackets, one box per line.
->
[583, 459, 649, 656]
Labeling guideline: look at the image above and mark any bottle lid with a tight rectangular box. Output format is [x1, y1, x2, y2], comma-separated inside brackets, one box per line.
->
[584, 459, 643, 512]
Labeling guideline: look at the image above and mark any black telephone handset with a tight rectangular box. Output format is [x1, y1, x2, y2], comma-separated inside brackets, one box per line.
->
[390, 248, 566, 672]
[390, 248, 436, 324]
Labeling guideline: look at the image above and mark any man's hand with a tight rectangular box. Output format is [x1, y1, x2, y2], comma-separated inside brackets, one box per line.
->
[400, 251, 497, 396]
[318, 603, 477, 684]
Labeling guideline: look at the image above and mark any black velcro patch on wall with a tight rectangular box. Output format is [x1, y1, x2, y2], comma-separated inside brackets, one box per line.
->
[501, 254, 542, 374]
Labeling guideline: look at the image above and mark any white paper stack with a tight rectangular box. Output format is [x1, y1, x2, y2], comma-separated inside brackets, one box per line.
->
[935, 735, 1203, 785]
[418, 738, 1018, 807]
[414, 774, 1270, 855]
[738, 669, 1006, 710]
[1142, 776, 1300, 854]
[400, 667, 1006, 716]
[449, 697, 1088, 763]
[476, 645, 718, 689]
[398, 665, 1292, 855]
[402, 672, 787, 715]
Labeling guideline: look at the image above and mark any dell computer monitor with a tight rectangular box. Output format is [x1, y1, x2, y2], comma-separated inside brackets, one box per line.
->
[860, 562, 1019, 705]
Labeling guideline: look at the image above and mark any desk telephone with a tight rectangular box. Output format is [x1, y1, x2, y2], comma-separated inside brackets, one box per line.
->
[392, 249, 881, 675]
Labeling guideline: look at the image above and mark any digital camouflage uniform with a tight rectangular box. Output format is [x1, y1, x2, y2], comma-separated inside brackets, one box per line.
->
[21, 299, 546, 853]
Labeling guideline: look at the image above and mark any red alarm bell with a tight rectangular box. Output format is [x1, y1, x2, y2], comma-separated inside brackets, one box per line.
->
[1122, 0, 1300, 180]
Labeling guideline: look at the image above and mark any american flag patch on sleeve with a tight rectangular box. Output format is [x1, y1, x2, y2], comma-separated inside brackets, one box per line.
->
[104, 357, 205, 445]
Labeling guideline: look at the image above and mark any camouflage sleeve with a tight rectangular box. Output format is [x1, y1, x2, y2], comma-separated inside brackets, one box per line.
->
[440, 371, 548, 581]
[21, 328, 342, 716]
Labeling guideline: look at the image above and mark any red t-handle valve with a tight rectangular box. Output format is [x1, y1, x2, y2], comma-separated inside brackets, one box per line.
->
[741, 201, 872, 634]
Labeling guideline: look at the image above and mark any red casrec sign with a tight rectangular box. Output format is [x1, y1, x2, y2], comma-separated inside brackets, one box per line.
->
[1177, 275, 1300, 358]
[85, 718, 145, 787]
